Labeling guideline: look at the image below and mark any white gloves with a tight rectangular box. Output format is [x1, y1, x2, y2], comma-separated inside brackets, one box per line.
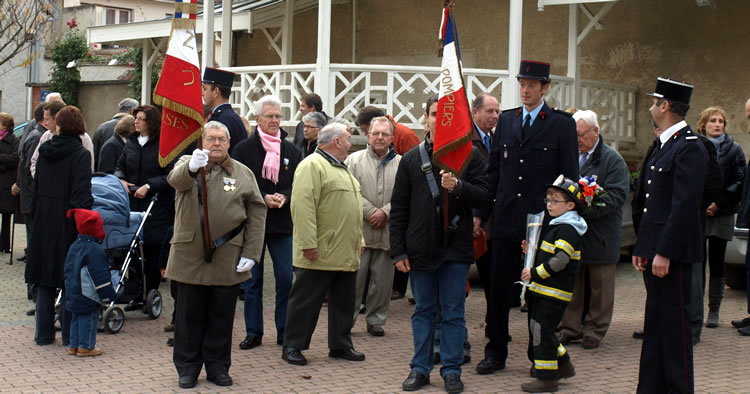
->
[188, 149, 209, 172]
[236, 257, 256, 272]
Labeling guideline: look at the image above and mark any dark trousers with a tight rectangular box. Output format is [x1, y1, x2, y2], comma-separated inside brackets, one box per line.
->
[704, 236, 727, 278]
[142, 244, 162, 294]
[484, 238, 523, 361]
[0, 212, 11, 251]
[35, 286, 70, 346]
[393, 268, 409, 295]
[173, 281, 239, 379]
[746, 239, 750, 314]
[637, 262, 694, 394]
[526, 294, 570, 380]
[283, 268, 356, 351]
[475, 243, 492, 323]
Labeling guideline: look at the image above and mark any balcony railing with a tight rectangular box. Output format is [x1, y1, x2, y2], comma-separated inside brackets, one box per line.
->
[224, 63, 636, 149]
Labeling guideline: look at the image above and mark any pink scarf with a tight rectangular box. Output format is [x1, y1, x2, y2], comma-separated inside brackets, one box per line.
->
[0, 129, 8, 141]
[257, 125, 281, 184]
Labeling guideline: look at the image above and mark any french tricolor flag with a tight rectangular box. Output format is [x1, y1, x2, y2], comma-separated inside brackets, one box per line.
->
[153, 0, 204, 167]
[434, 5, 473, 176]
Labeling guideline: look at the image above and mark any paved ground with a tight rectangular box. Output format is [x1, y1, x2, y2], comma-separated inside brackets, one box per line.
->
[1, 225, 750, 393]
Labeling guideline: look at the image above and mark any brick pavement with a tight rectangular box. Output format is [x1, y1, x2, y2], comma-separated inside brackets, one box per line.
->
[1, 226, 750, 393]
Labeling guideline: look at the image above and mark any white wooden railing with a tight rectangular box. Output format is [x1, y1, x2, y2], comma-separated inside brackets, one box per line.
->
[223, 63, 636, 147]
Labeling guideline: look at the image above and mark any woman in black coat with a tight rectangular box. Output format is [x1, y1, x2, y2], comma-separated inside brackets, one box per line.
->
[114, 105, 175, 307]
[697, 106, 746, 328]
[0, 113, 19, 252]
[27, 106, 93, 346]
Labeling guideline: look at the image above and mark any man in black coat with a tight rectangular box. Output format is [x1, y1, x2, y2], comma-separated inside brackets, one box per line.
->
[202, 67, 247, 154]
[477, 60, 578, 375]
[231, 95, 302, 350]
[632, 77, 707, 394]
[390, 95, 488, 393]
[91, 98, 139, 169]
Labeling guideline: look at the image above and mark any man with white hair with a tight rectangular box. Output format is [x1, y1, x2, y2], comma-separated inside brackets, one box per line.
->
[166, 120, 266, 388]
[557, 110, 629, 349]
[45, 92, 64, 104]
[92, 98, 139, 169]
[282, 123, 365, 366]
[232, 95, 302, 350]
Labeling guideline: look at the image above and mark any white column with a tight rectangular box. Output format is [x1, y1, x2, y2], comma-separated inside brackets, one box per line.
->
[503, 0, 522, 109]
[202, 0, 215, 70]
[221, 0, 233, 67]
[141, 39, 152, 105]
[314, 0, 332, 114]
[281, 0, 294, 65]
[567, 4, 581, 108]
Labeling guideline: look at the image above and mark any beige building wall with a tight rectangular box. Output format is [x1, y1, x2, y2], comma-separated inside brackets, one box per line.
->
[236, 0, 750, 158]
[77, 81, 131, 136]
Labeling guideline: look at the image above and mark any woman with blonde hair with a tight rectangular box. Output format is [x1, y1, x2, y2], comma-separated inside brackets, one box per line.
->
[696, 106, 746, 328]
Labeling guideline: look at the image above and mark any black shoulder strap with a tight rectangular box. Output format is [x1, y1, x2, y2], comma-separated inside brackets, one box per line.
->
[195, 177, 245, 263]
[418, 141, 440, 201]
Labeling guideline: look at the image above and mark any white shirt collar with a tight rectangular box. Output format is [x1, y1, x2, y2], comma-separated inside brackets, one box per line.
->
[659, 120, 687, 147]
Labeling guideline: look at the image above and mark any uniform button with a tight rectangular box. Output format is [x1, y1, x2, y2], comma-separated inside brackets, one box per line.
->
[650, 165, 655, 170]
[646, 193, 650, 198]
[518, 176, 523, 181]
[647, 180, 652, 184]
[519, 159, 524, 164]
[517, 193, 522, 198]
[544, 147, 548, 151]
[643, 208, 648, 213]
[658, 168, 663, 172]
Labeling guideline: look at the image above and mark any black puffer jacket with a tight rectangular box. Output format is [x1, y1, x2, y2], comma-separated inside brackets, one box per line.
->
[114, 133, 175, 245]
[231, 128, 301, 235]
[710, 133, 745, 216]
[389, 141, 489, 270]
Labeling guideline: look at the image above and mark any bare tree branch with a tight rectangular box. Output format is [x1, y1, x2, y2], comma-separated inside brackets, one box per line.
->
[0, 0, 53, 72]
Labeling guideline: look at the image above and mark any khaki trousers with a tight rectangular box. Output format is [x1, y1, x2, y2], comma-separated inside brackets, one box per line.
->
[352, 248, 394, 326]
[559, 263, 617, 341]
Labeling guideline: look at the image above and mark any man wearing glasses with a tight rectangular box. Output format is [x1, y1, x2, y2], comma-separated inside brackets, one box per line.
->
[202, 67, 247, 153]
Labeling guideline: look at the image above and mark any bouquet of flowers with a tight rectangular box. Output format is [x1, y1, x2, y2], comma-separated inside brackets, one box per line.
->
[578, 175, 608, 212]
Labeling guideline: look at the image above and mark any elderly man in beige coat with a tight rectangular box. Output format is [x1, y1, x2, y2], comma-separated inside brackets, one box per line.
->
[345, 116, 401, 337]
[166, 121, 266, 389]
[282, 122, 365, 366]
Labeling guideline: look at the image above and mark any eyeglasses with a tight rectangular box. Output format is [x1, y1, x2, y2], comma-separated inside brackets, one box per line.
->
[544, 198, 567, 205]
[204, 136, 229, 144]
[303, 125, 319, 130]
[261, 114, 282, 120]
[577, 126, 596, 137]
[368, 131, 393, 138]
[135, 117, 147, 122]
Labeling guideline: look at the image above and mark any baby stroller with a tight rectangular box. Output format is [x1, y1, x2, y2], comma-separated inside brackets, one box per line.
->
[92, 173, 162, 334]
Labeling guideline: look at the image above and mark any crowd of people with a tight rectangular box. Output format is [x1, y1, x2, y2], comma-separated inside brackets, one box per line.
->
[7, 61, 750, 393]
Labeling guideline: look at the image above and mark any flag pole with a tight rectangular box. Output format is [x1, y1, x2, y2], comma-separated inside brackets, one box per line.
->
[197, 137, 214, 260]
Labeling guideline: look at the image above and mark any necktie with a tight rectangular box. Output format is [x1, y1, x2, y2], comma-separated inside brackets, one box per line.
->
[522, 114, 530, 140]
[483, 133, 491, 152]
[579, 152, 589, 168]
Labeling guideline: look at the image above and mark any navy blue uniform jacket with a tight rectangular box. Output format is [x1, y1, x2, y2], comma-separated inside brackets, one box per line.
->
[210, 103, 247, 154]
[486, 102, 578, 241]
[632, 125, 707, 263]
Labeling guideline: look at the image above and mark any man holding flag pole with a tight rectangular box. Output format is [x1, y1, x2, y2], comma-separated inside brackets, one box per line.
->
[154, 0, 267, 389]
[389, 3, 488, 392]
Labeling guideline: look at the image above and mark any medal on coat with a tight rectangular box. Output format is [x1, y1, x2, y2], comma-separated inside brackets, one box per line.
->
[283, 157, 289, 171]
[503, 144, 508, 159]
[223, 177, 236, 191]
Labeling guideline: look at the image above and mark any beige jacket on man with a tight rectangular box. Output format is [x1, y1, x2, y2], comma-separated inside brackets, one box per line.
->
[291, 151, 363, 272]
[165, 155, 266, 286]
[344, 145, 401, 251]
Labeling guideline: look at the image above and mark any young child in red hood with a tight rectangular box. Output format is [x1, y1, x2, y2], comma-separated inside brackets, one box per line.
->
[64, 208, 115, 357]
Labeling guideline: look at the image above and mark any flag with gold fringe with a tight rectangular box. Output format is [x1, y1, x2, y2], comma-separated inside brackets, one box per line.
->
[433, 3, 474, 176]
[153, 0, 204, 167]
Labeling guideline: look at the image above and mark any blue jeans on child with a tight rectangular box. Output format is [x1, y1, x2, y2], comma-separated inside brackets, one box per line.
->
[409, 261, 470, 378]
[242, 234, 293, 340]
[69, 310, 99, 350]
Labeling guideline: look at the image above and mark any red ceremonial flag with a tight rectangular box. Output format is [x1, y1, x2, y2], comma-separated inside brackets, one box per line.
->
[433, 4, 473, 176]
[153, 0, 204, 167]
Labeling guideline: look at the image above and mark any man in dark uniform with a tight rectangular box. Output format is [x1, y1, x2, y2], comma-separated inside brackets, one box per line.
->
[477, 60, 578, 375]
[202, 67, 247, 154]
[632, 77, 707, 394]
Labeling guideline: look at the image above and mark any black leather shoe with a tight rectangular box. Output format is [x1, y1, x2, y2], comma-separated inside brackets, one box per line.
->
[25, 308, 35, 316]
[476, 356, 505, 375]
[739, 326, 750, 336]
[402, 370, 429, 391]
[277, 337, 284, 345]
[167, 338, 174, 347]
[732, 317, 750, 328]
[282, 346, 307, 365]
[207, 373, 233, 386]
[16, 255, 26, 261]
[443, 373, 463, 394]
[329, 347, 365, 361]
[178, 375, 197, 389]
[239, 335, 262, 350]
